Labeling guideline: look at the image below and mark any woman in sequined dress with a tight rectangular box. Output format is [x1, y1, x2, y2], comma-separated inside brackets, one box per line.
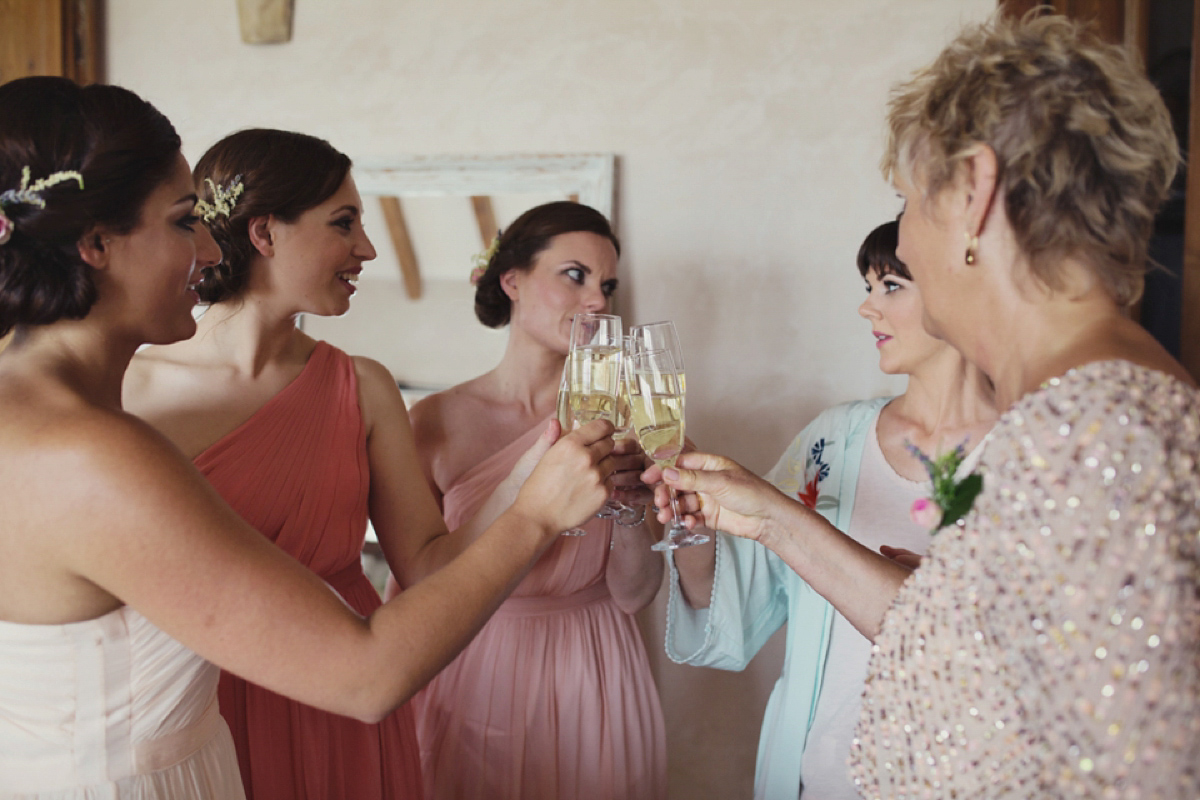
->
[655, 13, 1199, 798]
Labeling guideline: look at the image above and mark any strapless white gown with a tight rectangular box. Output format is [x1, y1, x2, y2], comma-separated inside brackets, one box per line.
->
[0, 605, 244, 799]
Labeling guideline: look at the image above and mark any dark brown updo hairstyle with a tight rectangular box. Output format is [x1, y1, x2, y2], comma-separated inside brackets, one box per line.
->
[856, 220, 911, 281]
[192, 129, 351, 303]
[0, 76, 182, 337]
[474, 200, 619, 328]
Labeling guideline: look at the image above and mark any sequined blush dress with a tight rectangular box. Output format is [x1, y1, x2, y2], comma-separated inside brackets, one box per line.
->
[851, 361, 1200, 798]
[196, 341, 423, 799]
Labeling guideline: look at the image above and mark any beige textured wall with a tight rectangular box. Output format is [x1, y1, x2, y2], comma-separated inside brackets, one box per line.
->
[109, 1, 991, 797]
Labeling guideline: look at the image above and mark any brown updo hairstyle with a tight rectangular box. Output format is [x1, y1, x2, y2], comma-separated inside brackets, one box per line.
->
[883, 13, 1179, 306]
[192, 129, 351, 303]
[0, 76, 182, 337]
[474, 200, 620, 328]
[856, 220, 911, 281]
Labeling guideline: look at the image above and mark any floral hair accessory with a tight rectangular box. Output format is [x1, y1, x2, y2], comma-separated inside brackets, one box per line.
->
[194, 175, 244, 224]
[470, 229, 501, 286]
[906, 440, 983, 532]
[0, 166, 85, 245]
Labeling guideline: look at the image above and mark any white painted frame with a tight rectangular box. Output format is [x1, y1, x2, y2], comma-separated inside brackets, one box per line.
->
[352, 153, 616, 223]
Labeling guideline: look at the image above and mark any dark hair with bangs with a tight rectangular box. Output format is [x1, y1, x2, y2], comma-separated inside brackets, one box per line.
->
[856, 220, 911, 280]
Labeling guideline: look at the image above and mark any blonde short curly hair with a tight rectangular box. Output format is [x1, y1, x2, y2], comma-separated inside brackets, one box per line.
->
[883, 13, 1179, 306]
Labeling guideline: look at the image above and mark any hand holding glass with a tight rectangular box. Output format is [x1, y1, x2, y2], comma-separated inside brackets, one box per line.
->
[625, 349, 709, 550]
[557, 313, 622, 535]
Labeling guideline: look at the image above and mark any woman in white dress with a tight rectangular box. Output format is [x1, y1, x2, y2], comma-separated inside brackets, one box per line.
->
[0, 76, 615, 799]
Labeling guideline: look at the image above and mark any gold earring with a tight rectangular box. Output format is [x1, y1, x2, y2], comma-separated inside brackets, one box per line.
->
[964, 232, 978, 265]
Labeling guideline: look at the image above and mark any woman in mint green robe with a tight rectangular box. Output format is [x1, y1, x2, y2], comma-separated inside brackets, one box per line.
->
[663, 220, 995, 798]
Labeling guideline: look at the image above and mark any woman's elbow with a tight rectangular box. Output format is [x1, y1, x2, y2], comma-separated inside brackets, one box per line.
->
[344, 674, 419, 724]
[611, 573, 663, 615]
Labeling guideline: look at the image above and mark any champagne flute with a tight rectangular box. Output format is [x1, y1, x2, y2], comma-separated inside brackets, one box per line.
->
[557, 313, 623, 535]
[628, 321, 686, 396]
[597, 336, 635, 520]
[555, 360, 587, 537]
[625, 348, 709, 550]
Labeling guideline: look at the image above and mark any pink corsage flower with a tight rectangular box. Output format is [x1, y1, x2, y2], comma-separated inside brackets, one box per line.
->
[906, 440, 983, 533]
[0, 211, 12, 245]
[909, 497, 942, 529]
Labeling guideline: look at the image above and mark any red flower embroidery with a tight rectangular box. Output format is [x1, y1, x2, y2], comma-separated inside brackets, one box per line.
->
[796, 475, 820, 509]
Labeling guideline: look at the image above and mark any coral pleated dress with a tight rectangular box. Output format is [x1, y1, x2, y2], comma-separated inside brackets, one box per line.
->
[195, 341, 422, 800]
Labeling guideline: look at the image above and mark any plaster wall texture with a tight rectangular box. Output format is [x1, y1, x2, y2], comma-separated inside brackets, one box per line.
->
[109, 1, 992, 797]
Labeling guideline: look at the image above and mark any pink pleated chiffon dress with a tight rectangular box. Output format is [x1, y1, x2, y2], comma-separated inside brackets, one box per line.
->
[412, 423, 668, 800]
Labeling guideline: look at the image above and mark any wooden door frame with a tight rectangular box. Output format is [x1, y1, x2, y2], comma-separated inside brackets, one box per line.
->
[1183, 6, 1200, 379]
[1002, 0, 1199, 380]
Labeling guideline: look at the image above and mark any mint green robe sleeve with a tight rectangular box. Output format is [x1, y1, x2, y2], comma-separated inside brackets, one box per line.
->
[664, 431, 810, 669]
[662, 398, 889, 799]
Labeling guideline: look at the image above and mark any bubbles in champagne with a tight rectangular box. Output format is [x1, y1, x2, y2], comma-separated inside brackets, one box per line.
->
[569, 391, 617, 424]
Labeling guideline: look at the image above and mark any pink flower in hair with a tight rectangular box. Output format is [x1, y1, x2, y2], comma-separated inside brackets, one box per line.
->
[0, 211, 12, 245]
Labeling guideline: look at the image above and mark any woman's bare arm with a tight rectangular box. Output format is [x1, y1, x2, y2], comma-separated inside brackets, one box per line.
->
[602, 438, 664, 614]
[658, 451, 910, 640]
[358, 361, 560, 591]
[52, 408, 613, 723]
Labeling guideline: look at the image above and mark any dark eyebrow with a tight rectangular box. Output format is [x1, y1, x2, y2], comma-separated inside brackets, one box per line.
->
[175, 193, 198, 207]
[330, 205, 359, 217]
[562, 260, 590, 272]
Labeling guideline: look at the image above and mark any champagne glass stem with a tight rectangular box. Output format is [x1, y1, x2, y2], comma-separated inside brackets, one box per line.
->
[651, 476, 710, 551]
[666, 485, 684, 527]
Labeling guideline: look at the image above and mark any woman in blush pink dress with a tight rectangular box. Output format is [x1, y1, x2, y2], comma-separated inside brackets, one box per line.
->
[391, 201, 668, 799]
[123, 131, 620, 800]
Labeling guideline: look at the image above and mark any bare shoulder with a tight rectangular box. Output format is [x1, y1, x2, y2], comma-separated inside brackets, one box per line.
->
[351, 354, 399, 393]
[350, 355, 409, 434]
[409, 376, 495, 444]
[123, 342, 215, 416]
[26, 405, 196, 500]
[407, 387, 459, 461]
[0, 401, 212, 615]
[407, 377, 501, 488]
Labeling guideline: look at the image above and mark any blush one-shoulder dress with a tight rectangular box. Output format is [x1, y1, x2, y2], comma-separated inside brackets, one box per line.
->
[412, 423, 668, 800]
[194, 341, 423, 800]
[0, 606, 245, 799]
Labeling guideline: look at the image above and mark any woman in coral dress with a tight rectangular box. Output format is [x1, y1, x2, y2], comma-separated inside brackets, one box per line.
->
[394, 201, 668, 799]
[122, 131, 618, 800]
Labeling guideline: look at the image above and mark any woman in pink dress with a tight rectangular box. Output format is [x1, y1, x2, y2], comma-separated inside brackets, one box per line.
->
[0, 78, 613, 800]
[121, 130, 620, 800]
[392, 201, 668, 799]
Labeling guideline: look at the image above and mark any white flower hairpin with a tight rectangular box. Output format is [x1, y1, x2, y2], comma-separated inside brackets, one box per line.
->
[0, 166, 85, 245]
[194, 175, 244, 223]
[470, 230, 502, 285]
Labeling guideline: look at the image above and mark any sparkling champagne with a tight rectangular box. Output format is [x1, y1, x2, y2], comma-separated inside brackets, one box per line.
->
[628, 393, 685, 467]
[566, 345, 621, 426]
[556, 359, 573, 430]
